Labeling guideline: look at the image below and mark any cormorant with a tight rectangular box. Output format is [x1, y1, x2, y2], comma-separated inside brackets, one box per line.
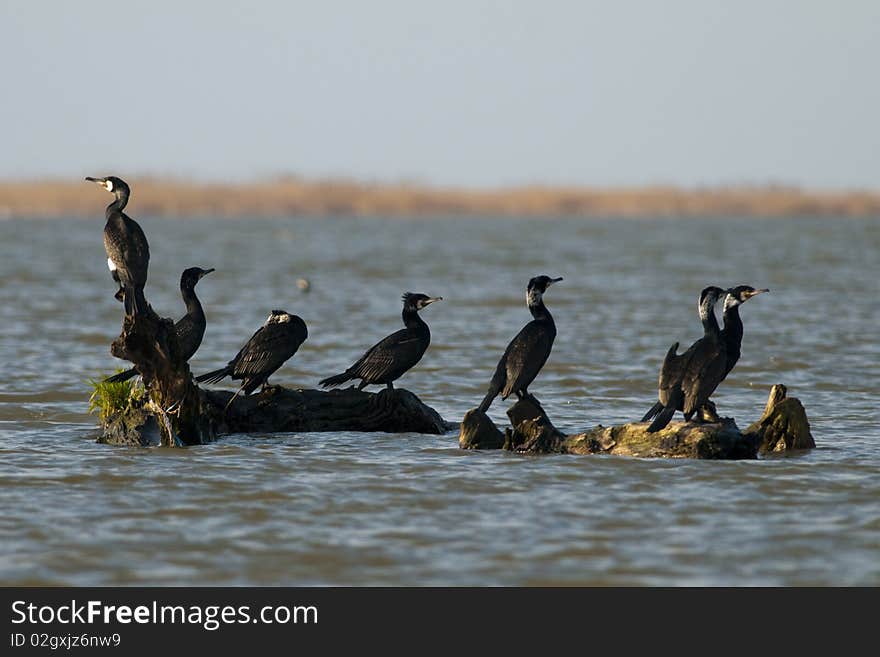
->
[104, 267, 214, 383]
[641, 286, 727, 432]
[478, 275, 562, 413]
[195, 309, 308, 399]
[719, 285, 769, 382]
[319, 292, 442, 390]
[85, 176, 149, 315]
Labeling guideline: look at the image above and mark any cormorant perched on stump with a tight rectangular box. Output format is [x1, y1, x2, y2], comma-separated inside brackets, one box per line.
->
[85, 176, 149, 316]
[105, 267, 214, 383]
[319, 292, 442, 391]
[478, 275, 562, 412]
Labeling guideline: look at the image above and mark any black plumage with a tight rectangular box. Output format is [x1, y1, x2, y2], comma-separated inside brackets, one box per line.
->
[478, 275, 562, 412]
[195, 309, 308, 396]
[86, 176, 149, 315]
[105, 267, 214, 384]
[641, 286, 728, 432]
[719, 285, 769, 382]
[319, 292, 442, 391]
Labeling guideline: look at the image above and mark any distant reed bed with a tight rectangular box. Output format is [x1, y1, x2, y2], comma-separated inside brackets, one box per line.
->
[2, 177, 879, 218]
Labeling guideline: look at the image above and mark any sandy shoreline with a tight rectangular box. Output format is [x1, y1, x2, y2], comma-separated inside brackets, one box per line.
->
[2, 177, 879, 218]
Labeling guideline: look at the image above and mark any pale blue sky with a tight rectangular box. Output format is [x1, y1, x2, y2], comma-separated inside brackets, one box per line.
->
[1, 1, 878, 188]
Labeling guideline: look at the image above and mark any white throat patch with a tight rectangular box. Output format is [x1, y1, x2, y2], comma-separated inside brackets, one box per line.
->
[103, 179, 114, 192]
[267, 312, 291, 324]
[107, 258, 117, 272]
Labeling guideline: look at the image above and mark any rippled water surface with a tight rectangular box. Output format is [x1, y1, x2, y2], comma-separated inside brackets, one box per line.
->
[1, 214, 878, 586]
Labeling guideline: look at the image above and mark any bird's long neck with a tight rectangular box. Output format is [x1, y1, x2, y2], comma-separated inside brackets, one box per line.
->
[402, 305, 428, 332]
[722, 303, 743, 352]
[106, 188, 129, 216]
[181, 284, 204, 322]
[528, 291, 553, 322]
[699, 300, 720, 337]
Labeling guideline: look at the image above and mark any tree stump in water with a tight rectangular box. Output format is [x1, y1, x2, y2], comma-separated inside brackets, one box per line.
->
[743, 384, 815, 453]
[108, 304, 216, 446]
[457, 384, 813, 460]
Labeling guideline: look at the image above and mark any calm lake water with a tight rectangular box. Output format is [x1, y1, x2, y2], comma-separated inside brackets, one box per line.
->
[1, 214, 878, 586]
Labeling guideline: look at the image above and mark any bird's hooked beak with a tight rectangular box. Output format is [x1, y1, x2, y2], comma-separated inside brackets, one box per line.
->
[424, 296, 443, 305]
[746, 288, 770, 299]
[548, 277, 563, 286]
[85, 176, 111, 192]
[200, 268, 216, 279]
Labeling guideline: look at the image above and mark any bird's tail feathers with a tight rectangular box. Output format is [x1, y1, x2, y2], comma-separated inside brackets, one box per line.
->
[647, 405, 676, 433]
[319, 371, 352, 389]
[104, 368, 138, 384]
[122, 285, 146, 317]
[478, 386, 499, 413]
[641, 401, 664, 423]
[195, 366, 231, 384]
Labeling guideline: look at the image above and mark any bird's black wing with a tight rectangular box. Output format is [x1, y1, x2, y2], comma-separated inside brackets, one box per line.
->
[103, 213, 150, 287]
[655, 341, 682, 408]
[230, 319, 307, 381]
[174, 314, 206, 362]
[349, 327, 428, 383]
[681, 338, 726, 416]
[501, 320, 555, 399]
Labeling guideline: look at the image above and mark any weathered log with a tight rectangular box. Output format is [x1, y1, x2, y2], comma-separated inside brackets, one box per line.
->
[204, 386, 452, 435]
[504, 396, 567, 453]
[459, 409, 505, 449]
[458, 384, 813, 460]
[743, 384, 815, 453]
[98, 385, 452, 445]
[563, 418, 757, 459]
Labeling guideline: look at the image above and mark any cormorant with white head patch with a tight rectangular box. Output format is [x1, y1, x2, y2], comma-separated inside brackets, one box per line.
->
[196, 309, 308, 401]
[641, 286, 728, 432]
[319, 292, 442, 390]
[85, 176, 149, 315]
[104, 267, 214, 383]
[478, 275, 562, 412]
[718, 285, 769, 383]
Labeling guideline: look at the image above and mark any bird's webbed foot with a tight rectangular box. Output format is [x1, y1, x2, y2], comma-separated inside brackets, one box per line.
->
[697, 401, 720, 424]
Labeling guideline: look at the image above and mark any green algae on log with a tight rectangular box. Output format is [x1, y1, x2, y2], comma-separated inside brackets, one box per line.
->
[458, 385, 813, 460]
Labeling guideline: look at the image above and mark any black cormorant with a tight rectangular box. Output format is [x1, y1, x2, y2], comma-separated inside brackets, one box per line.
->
[478, 275, 562, 412]
[319, 292, 442, 390]
[104, 267, 214, 383]
[85, 176, 149, 315]
[641, 286, 728, 432]
[719, 285, 769, 381]
[195, 309, 308, 399]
